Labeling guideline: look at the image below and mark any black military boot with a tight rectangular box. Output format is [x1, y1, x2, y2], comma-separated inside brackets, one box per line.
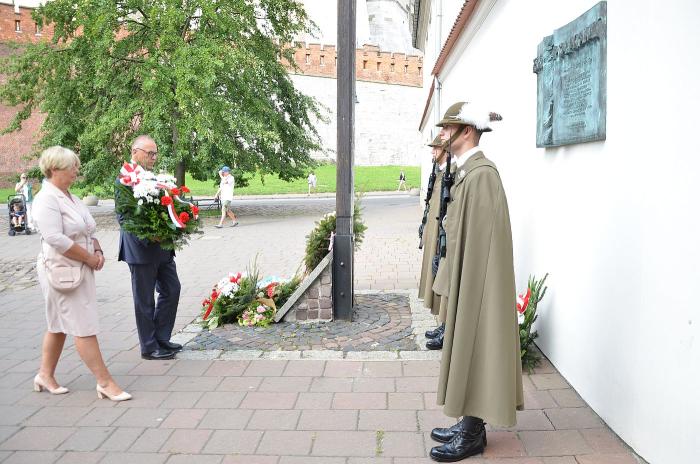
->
[430, 417, 465, 443]
[425, 322, 445, 339]
[429, 416, 486, 462]
[426, 329, 444, 350]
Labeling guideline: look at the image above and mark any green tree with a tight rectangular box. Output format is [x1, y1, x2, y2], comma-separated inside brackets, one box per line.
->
[0, 0, 322, 187]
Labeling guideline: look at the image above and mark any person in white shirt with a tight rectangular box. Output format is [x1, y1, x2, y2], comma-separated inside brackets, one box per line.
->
[307, 171, 317, 195]
[15, 172, 34, 230]
[214, 166, 238, 228]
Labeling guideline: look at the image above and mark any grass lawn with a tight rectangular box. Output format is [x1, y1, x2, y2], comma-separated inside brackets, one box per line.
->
[185, 164, 420, 196]
[0, 164, 420, 201]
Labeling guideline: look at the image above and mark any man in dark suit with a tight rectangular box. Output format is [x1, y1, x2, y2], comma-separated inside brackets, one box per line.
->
[117, 135, 182, 360]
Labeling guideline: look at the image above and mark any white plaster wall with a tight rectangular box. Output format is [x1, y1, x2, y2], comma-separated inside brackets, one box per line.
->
[292, 74, 424, 167]
[422, 1, 700, 462]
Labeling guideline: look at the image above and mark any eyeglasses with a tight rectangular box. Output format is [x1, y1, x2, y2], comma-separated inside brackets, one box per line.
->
[135, 148, 158, 158]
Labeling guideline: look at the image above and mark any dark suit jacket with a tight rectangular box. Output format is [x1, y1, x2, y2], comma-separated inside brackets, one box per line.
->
[115, 177, 175, 265]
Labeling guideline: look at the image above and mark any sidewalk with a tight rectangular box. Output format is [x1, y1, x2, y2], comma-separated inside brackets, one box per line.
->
[0, 196, 643, 463]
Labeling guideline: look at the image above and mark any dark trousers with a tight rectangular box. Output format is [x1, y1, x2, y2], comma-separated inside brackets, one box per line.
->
[128, 260, 181, 354]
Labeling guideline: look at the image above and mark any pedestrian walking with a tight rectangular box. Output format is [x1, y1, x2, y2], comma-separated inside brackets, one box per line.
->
[117, 135, 182, 361]
[214, 166, 238, 228]
[397, 170, 407, 191]
[429, 102, 523, 461]
[307, 171, 317, 195]
[14, 172, 34, 230]
[33, 146, 131, 401]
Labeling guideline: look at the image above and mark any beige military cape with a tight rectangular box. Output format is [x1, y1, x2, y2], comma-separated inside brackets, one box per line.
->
[432, 151, 524, 427]
[418, 171, 443, 316]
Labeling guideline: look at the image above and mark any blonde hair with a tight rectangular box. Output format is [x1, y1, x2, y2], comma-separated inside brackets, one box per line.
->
[39, 146, 80, 178]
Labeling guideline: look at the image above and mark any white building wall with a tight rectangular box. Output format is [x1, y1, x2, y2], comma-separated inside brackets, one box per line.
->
[421, 1, 700, 463]
[292, 74, 424, 166]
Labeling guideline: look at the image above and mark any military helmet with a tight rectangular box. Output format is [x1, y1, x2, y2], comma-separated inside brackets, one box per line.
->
[436, 101, 502, 132]
[427, 135, 443, 147]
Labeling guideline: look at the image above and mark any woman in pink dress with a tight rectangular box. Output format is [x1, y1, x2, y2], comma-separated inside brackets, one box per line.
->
[32, 146, 131, 402]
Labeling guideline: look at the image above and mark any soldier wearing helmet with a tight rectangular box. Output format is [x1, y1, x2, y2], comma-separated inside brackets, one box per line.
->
[428, 102, 524, 462]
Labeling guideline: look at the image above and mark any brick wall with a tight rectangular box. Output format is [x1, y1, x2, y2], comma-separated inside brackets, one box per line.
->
[0, 4, 53, 43]
[286, 42, 423, 87]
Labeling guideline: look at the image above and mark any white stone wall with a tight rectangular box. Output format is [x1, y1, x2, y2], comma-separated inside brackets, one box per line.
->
[420, 1, 700, 463]
[292, 74, 425, 166]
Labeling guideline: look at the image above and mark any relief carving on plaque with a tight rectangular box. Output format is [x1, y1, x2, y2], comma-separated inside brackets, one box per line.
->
[533, 2, 607, 147]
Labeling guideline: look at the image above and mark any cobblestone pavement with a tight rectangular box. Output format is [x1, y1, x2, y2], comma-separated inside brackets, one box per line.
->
[187, 294, 416, 352]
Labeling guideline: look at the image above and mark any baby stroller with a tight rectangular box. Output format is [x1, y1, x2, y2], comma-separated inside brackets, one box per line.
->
[7, 194, 31, 236]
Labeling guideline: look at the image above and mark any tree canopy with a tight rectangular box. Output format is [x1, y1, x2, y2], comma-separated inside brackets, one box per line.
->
[0, 0, 323, 187]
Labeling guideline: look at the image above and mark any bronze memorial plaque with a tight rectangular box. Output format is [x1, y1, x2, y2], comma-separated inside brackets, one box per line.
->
[533, 2, 607, 147]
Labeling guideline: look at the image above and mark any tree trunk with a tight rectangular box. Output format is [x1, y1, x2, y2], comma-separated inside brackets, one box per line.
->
[175, 160, 186, 187]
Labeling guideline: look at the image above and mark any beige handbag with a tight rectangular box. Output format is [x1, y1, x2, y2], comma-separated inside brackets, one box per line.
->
[41, 237, 88, 293]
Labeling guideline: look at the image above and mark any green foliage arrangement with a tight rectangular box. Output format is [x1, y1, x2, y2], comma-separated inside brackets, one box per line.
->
[304, 201, 367, 273]
[0, 0, 323, 189]
[517, 273, 549, 372]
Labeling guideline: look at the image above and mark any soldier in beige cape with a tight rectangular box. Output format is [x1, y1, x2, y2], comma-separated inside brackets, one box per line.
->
[429, 102, 524, 462]
[419, 136, 450, 349]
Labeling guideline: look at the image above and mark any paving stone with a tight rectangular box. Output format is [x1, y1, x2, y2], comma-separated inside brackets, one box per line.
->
[282, 360, 326, 377]
[129, 429, 174, 453]
[530, 374, 569, 390]
[353, 377, 396, 393]
[402, 360, 440, 377]
[166, 361, 213, 377]
[168, 377, 222, 392]
[379, 431, 426, 457]
[519, 430, 593, 456]
[549, 389, 586, 408]
[580, 428, 631, 454]
[310, 377, 353, 392]
[311, 431, 376, 456]
[112, 391, 169, 408]
[165, 455, 223, 464]
[126, 376, 177, 392]
[160, 392, 204, 409]
[202, 430, 262, 454]
[76, 408, 126, 427]
[98, 427, 144, 451]
[301, 351, 343, 360]
[0, 406, 40, 426]
[240, 392, 298, 409]
[217, 377, 262, 392]
[0, 426, 75, 450]
[294, 392, 333, 410]
[2, 451, 64, 464]
[244, 361, 288, 377]
[333, 392, 387, 409]
[57, 426, 114, 451]
[362, 361, 403, 377]
[247, 410, 301, 430]
[128, 361, 177, 376]
[221, 456, 278, 464]
[113, 408, 171, 428]
[358, 410, 418, 431]
[544, 407, 604, 430]
[258, 377, 312, 392]
[159, 408, 206, 428]
[395, 377, 437, 393]
[388, 392, 424, 410]
[23, 406, 90, 426]
[198, 409, 253, 430]
[99, 452, 168, 464]
[257, 431, 314, 455]
[417, 410, 452, 432]
[575, 454, 639, 464]
[495, 410, 554, 431]
[298, 410, 358, 430]
[481, 431, 527, 458]
[279, 458, 344, 464]
[523, 390, 558, 410]
[203, 361, 249, 377]
[54, 451, 106, 464]
[219, 350, 263, 360]
[194, 391, 246, 409]
[160, 429, 212, 454]
[324, 361, 363, 377]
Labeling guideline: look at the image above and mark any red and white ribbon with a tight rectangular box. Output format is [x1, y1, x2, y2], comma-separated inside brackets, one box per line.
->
[118, 162, 143, 186]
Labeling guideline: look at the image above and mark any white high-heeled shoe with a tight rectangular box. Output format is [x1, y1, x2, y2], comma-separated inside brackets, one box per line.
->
[96, 384, 132, 402]
[33, 374, 69, 395]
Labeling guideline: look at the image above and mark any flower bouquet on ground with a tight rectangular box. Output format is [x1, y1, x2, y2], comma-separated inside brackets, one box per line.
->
[199, 264, 301, 330]
[115, 162, 200, 250]
[517, 273, 549, 372]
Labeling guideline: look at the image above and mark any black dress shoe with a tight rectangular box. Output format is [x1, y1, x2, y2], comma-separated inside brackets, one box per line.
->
[431, 418, 465, 443]
[141, 349, 176, 360]
[158, 340, 183, 352]
[426, 332, 444, 350]
[425, 323, 445, 339]
[430, 418, 486, 462]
